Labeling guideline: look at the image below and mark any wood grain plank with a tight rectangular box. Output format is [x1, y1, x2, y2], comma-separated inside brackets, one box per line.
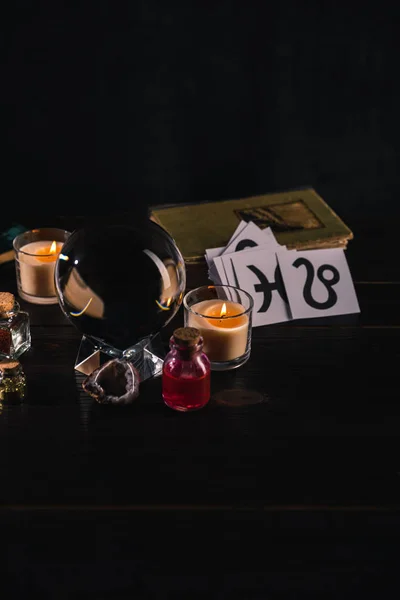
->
[1, 326, 399, 507]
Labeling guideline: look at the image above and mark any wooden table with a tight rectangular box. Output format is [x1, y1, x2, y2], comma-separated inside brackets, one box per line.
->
[1, 214, 399, 597]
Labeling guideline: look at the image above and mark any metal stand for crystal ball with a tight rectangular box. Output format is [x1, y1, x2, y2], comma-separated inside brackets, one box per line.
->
[74, 333, 165, 381]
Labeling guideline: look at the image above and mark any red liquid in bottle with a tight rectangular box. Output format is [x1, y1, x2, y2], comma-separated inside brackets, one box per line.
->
[162, 327, 211, 412]
[162, 368, 210, 412]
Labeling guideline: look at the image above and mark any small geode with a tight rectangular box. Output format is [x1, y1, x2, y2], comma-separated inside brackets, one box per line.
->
[82, 358, 140, 405]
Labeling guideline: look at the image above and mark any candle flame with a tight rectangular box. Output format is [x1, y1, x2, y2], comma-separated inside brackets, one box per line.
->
[36, 240, 60, 262]
[220, 303, 227, 317]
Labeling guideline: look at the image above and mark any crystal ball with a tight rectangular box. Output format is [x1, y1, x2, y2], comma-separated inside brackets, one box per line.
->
[55, 219, 186, 354]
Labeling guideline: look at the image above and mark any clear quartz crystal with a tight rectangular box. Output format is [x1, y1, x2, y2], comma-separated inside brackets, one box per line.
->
[0, 301, 31, 360]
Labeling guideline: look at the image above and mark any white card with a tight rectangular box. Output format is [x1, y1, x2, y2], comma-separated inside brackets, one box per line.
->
[222, 222, 279, 255]
[210, 255, 229, 286]
[262, 226, 280, 246]
[205, 221, 280, 271]
[228, 240, 284, 258]
[221, 248, 292, 326]
[205, 221, 249, 268]
[227, 220, 248, 244]
[277, 249, 360, 320]
[205, 246, 225, 267]
[208, 265, 224, 285]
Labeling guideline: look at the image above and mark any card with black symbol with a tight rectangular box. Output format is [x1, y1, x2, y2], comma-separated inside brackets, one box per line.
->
[205, 221, 251, 268]
[220, 249, 292, 326]
[222, 221, 279, 255]
[206, 222, 280, 284]
[277, 248, 360, 320]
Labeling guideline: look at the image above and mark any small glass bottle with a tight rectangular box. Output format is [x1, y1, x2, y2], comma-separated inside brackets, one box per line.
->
[0, 359, 27, 403]
[162, 327, 211, 412]
[0, 292, 31, 360]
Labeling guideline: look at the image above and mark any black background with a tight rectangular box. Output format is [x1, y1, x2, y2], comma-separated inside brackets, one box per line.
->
[4, 2, 399, 222]
[3, 3, 400, 597]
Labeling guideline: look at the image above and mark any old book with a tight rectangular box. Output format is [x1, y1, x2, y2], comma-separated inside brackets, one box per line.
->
[0, 250, 14, 266]
[149, 187, 353, 262]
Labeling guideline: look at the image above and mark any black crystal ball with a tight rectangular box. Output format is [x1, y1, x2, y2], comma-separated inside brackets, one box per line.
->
[55, 220, 186, 353]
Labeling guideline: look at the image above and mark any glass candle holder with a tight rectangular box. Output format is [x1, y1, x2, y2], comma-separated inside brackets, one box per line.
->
[13, 228, 70, 305]
[183, 284, 254, 371]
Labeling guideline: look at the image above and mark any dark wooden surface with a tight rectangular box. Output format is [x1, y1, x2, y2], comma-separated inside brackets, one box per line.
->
[1, 214, 400, 597]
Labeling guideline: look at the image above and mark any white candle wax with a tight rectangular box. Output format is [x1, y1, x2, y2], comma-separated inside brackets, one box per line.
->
[187, 299, 249, 362]
[18, 240, 63, 299]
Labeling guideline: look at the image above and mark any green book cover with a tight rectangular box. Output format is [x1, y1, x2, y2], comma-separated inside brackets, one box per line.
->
[150, 188, 353, 262]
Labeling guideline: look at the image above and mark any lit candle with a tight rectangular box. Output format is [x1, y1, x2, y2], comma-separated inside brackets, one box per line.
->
[18, 240, 63, 300]
[187, 299, 249, 362]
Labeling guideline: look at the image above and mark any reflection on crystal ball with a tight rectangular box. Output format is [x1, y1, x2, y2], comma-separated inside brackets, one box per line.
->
[55, 220, 186, 354]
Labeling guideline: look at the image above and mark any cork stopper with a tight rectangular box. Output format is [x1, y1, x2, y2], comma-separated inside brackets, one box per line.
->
[0, 359, 21, 376]
[173, 327, 201, 347]
[0, 292, 15, 317]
